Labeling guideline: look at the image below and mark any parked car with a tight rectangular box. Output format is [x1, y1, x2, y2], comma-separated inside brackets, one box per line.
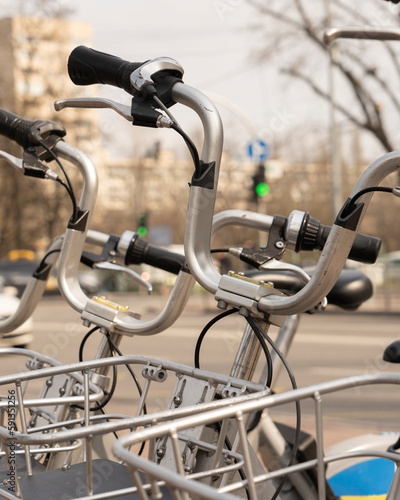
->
[0, 256, 40, 298]
[0, 279, 33, 348]
[0, 251, 102, 298]
[383, 251, 400, 283]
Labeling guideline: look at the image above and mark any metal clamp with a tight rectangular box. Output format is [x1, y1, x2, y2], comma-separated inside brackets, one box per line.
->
[130, 57, 184, 93]
[215, 272, 284, 317]
[142, 364, 168, 382]
[220, 383, 247, 399]
[93, 261, 152, 294]
[81, 297, 141, 335]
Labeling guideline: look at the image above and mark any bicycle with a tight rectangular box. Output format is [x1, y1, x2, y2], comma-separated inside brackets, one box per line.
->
[59, 35, 400, 499]
[0, 30, 396, 498]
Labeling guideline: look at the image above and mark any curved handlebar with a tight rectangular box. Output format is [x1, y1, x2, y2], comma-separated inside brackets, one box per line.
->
[258, 151, 400, 315]
[1, 46, 392, 336]
[0, 108, 65, 150]
[0, 237, 62, 334]
[48, 141, 97, 313]
[323, 27, 400, 46]
[43, 56, 397, 325]
[285, 210, 381, 264]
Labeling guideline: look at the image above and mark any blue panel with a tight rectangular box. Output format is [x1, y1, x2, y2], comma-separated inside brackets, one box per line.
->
[328, 458, 395, 496]
[246, 139, 270, 161]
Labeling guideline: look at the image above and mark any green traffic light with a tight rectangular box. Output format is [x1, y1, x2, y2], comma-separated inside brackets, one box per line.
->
[138, 226, 147, 237]
[255, 182, 270, 197]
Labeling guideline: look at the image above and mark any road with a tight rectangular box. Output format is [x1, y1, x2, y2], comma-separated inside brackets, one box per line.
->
[8, 292, 400, 447]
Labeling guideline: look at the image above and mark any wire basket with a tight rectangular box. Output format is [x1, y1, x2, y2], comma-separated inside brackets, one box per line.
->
[0, 348, 267, 499]
[113, 372, 400, 500]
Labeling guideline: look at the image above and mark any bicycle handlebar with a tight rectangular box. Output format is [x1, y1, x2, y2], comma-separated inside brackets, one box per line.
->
[63, 48, 396, 320]
[68, 46, 144, 96]
[286, 210, 381, 264]
[323, 27, 400, 45]
[117, 231, 186, 274]
[0, 108, 66, 150]
[1, 46, 391, 336]
[256, 152, 400, 315]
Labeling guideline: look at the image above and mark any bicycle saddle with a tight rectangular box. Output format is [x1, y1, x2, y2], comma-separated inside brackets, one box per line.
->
[244, 268, 373, 311]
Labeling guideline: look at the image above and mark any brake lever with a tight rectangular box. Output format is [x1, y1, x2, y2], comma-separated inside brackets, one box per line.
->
[258, 259, 310, 285]
[258, 259, 328, 311]
[93, 261, 153, 294]
[0, 150, 58, 180]
[54, 97, 173, 129]
[54, 97, 133, 122]
[0, 151, 24, 172]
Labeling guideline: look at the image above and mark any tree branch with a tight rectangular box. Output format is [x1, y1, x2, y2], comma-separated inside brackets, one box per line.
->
[282, 67, 394, 151]
[345, 51, 400, 115]
[248, 0, 305, 30]
[335, 0, 400, 79]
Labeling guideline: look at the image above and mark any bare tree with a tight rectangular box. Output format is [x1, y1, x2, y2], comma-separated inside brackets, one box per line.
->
[0, 4, 78, 256]
[13, 0, 74, 19]
[249, 0, 400, 154]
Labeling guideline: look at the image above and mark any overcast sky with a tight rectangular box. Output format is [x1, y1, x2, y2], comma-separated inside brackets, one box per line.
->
[64, 0, 276, 155]
[0, 0, 331, 159]
[13, 0, 292, 158]
[2, 0, 399, 161]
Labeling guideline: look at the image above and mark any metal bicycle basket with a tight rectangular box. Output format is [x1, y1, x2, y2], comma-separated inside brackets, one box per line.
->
[113, 372, 400, 500]
[0, 350, 267, 499]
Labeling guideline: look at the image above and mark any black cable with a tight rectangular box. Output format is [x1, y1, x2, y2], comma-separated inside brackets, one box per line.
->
[170, 123, 201, 178]
[210, 248, 230, 253]
[344, 186, 394, 217]
[39, 141, 74, 197]
[75, 327, 118, 412]
[37, 248, 61, 268]
[98, 406, 119, 441]
[55, 177, 78, 218]
[246, 317, 273, 388]
[195, 309, 273, 385]
[106, 338, 147, 456]
[194, 308, 239, 369]
[106, 338, 147, 415]
[246, 315, 300, 500]
[194, 310, 273, 499]
[39, 141, 78, 221]
[78, 326, 100, 363]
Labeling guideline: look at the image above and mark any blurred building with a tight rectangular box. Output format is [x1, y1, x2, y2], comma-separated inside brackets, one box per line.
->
[0, 16, 99, 155]
[0, 16, 106, 255]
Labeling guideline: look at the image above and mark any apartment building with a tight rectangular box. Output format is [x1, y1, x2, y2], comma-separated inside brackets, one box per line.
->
[0, 16, 99, 154]
[0, 16, 104, 254]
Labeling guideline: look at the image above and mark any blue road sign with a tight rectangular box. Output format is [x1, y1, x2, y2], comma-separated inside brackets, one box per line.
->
[247, 139, 270, 162]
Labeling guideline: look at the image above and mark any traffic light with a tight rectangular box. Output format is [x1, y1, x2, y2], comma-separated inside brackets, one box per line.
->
[137, 213, 148, 237]
[251, 164, 269, 201]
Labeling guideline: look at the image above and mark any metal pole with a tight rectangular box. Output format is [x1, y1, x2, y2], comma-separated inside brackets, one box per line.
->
[326, 0, 343, 220]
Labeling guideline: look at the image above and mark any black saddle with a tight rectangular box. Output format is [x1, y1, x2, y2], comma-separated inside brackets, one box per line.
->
[244, 268, 373, 311]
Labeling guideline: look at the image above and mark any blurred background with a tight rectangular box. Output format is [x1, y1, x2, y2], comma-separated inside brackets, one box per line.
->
[0, 0, 399, 309]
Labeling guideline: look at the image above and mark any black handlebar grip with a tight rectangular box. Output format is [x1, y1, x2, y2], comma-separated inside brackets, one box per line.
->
[0, 108, 35, 149]
[295, 213, 381, 264]
[319, 225, 381, 264]
[68, 46, 144, 95]
[125, 235, 186, 275]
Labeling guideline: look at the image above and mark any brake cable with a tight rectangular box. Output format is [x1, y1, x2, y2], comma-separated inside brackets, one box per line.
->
[39, 141, 79, 221]
[246, 315, 301, 500]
